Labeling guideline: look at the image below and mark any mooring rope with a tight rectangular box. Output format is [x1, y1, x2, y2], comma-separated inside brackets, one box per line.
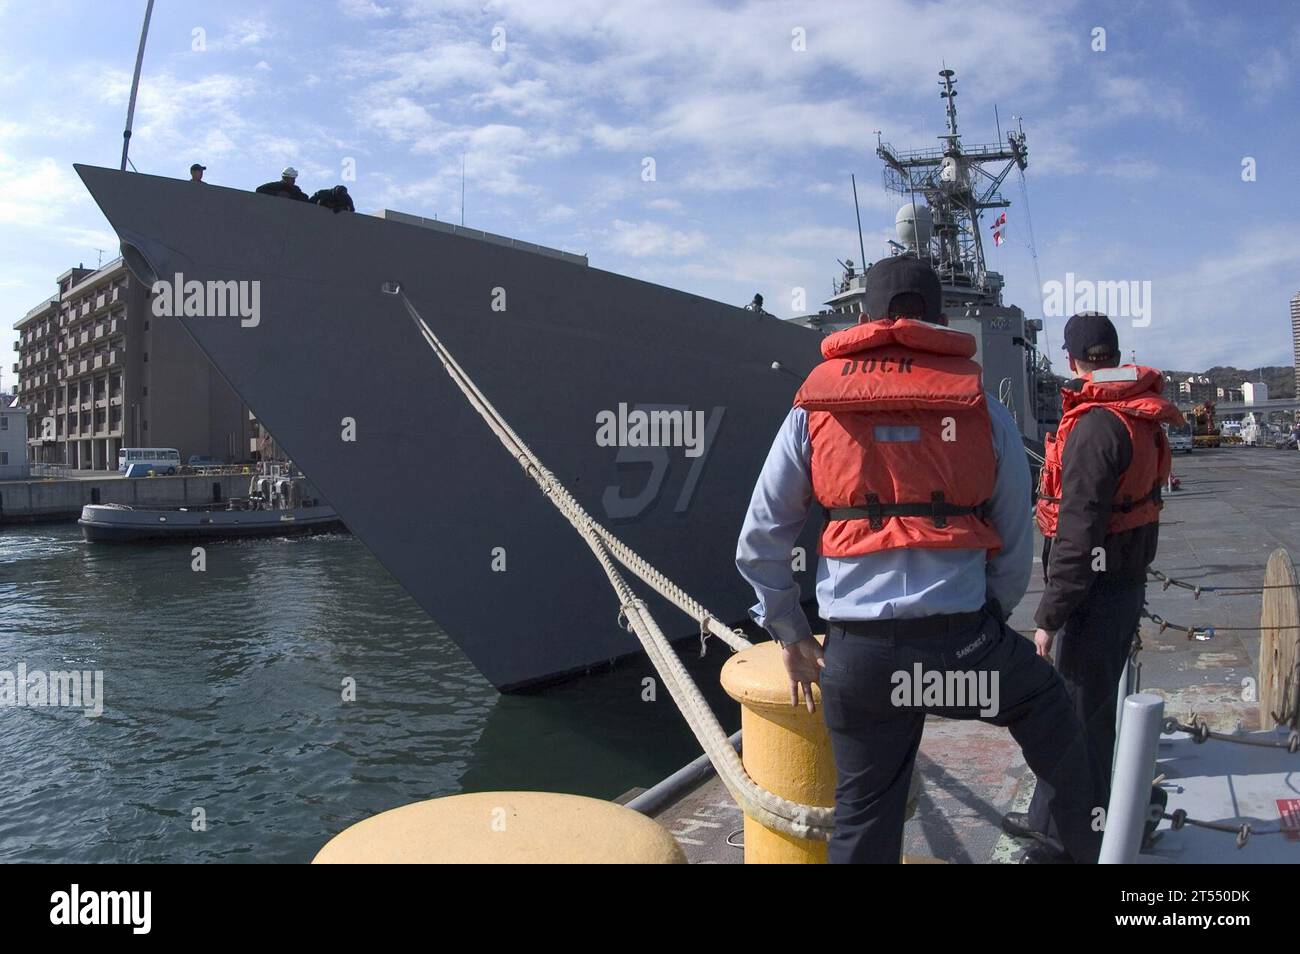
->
[392, 287, 833, 841]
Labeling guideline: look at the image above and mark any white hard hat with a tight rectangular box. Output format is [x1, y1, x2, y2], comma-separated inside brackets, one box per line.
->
[282, 166, 299, 178]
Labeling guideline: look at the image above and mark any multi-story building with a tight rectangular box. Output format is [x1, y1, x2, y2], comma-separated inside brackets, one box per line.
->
[11, 259, 251, 471]
[1243, 381, 1269, 405]
[1175, 374, 1217, 406]
[0, 394, 28, 479]
[1291, 291, 1299, 400]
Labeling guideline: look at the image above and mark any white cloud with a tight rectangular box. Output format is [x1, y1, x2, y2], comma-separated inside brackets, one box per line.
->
[644, 197, 683, 213]
[608, 219, 709, 258]
[339, 0, 394, 18]
[0, 153, 87, 227]
[1098, 159, 1161, 180]
[1244, 48, 1288, 97]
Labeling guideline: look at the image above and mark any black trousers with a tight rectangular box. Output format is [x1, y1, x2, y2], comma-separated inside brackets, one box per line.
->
[1026, 581, 1146, 847]
[818, 609, 1101, 864]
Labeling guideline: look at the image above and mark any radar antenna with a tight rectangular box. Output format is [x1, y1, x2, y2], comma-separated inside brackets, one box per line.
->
[875, 69, 1029, 303]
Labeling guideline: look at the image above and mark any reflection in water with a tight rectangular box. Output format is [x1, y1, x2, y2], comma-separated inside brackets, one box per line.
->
[0, 525, 738, 861]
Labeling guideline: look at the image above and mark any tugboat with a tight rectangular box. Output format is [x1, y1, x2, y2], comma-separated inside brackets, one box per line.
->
[78, 462, 344, 543]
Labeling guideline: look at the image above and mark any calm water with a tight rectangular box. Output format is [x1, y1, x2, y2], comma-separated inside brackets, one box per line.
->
[0, 524, 737, 862]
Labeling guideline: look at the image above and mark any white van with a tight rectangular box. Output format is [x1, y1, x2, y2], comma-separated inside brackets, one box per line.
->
[1163, 422, 1193, 454]
[118, 447, 181, 474]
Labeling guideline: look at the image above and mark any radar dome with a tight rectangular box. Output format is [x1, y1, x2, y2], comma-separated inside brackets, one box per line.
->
[895, 203, 933, 249]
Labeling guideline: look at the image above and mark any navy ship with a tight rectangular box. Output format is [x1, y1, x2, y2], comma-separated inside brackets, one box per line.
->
[76, 70, 1054, 690]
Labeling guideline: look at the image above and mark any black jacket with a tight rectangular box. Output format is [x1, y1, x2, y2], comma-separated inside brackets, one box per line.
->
[309, 186, 355, 213]
[1034, 404, 1159, 632]
[255, 179, 310, 201]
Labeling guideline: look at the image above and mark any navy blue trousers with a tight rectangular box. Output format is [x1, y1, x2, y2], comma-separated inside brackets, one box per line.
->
[818, 609, 1102, 864]
[1026, 582, 1146, 848]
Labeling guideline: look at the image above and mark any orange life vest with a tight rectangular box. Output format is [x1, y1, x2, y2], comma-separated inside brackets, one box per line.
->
[793, 318, 1003, 558]
[1035, 366, 1184, 539]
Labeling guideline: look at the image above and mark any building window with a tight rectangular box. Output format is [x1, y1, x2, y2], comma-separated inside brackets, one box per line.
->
[1, 452, 7, 466]
[0, 416, 6, 431]
[142, 386, 148, 396]
[143, 352, 148, 363]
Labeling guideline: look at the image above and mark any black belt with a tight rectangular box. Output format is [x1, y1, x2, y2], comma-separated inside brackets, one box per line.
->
[830, 610, 985, 639]
[824, 492, 991, 530]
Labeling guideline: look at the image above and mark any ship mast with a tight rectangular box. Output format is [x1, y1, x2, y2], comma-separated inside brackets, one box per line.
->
[875, 68, 1028, 305]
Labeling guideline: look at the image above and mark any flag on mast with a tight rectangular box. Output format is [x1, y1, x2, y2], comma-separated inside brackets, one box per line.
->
[991, 211, 1007, 247]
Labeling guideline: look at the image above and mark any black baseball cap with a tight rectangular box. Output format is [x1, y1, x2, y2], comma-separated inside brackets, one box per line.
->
[864, 255, 943, 323]
[1062, 311, 1119, 361]
[190, 163, 206, 171]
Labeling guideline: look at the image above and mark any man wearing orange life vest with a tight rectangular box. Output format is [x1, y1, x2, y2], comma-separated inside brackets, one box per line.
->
[737, 256, 1101, 864]
[1000, 312, 1183, 862]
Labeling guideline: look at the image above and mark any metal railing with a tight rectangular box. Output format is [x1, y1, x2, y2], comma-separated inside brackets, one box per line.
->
[29, 463, 74, 479]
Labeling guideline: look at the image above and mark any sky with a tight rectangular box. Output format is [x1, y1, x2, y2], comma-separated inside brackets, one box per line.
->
[1, 0, 1298, 389]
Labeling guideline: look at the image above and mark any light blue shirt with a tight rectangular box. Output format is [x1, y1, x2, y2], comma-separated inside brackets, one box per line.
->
[735, 396, 1033, 644]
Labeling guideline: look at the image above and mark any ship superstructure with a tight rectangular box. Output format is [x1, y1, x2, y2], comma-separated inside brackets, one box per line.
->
[790, 69, 1062, 441]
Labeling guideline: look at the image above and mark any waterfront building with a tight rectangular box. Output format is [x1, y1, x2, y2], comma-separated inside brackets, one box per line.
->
[11, 259, 251, 471]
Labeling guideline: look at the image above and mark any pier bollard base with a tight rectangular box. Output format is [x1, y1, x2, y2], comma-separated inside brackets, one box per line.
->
[312, 791, 686, 864]
[722, 638, 835, 864]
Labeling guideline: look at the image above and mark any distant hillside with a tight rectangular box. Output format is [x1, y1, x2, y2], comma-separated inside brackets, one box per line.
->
[1161, 366, 1295, 399]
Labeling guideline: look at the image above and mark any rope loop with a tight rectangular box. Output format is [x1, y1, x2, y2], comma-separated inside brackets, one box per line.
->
[1235, 824, 1252, 849]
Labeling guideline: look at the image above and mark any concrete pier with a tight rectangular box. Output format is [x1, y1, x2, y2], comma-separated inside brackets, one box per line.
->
[0, 474, 252, 524]
[646, 446, 1300, 863]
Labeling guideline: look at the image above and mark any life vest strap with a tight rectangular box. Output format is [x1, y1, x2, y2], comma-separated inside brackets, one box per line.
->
[825, 491, 992, 530]
[1118, 484, 1163, 513]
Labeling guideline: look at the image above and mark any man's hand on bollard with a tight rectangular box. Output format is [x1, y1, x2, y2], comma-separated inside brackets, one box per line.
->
[1034, 627, 1055, 660]
[781, 636, 825, 713]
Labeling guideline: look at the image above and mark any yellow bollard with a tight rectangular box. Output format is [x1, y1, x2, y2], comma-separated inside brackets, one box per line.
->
[721, 638, 834, 863]
[721, 639, 939, 865]
[312, 791, 686, 864]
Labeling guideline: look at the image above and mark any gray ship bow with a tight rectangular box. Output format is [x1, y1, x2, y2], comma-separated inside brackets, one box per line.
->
[75, 163, 823, 689]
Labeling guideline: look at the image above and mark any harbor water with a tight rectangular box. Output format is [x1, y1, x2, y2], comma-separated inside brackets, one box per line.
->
[0, 526, 737, 862]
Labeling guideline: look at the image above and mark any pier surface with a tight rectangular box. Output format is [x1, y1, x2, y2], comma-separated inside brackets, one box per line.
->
[0, 473, 254, 523]
[649, 447, 1300, 863]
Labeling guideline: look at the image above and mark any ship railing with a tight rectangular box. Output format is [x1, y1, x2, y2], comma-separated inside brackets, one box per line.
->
[185, 463, 258, 477]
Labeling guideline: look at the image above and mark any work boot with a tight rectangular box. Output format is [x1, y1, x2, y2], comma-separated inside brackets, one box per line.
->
[1000, 811, 1043, 841]
[1019, 843, 1073, 864]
